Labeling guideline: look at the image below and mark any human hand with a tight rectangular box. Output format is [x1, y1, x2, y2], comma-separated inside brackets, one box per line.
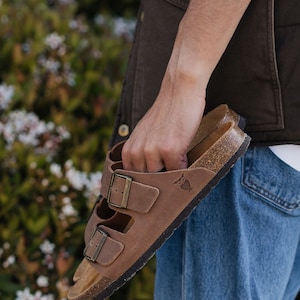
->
[122, 73, 206, 172]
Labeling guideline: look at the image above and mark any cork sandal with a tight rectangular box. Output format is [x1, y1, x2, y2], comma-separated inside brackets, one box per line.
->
[68, 105, 251, 300]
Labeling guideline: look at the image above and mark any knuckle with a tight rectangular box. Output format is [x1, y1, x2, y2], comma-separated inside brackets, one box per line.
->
[160, 143, 175, 157]
[130, 147, 141, 160]
[121, 143, 130, 161]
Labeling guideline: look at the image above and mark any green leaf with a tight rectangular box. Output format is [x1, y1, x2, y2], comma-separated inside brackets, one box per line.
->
[26, 214, 49, 234]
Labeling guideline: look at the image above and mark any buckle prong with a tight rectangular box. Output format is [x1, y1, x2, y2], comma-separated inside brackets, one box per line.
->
[107, 173, 132, 209]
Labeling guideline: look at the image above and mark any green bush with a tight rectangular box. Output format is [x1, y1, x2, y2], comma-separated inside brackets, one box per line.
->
[0, 0, 154, 299]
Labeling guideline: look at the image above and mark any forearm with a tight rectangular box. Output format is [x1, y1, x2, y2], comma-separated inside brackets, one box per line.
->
[165, 0, 251, 90]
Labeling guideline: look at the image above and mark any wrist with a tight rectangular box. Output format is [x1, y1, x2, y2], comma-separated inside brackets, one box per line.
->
[163, 56, 209, 99]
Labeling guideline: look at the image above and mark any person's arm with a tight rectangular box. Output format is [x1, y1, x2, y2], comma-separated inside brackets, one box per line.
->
[122, 0, 251, 172]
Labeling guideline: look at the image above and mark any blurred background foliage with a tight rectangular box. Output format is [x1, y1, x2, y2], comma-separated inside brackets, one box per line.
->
[0, 0, 155, 299]
[76, 0, 139, 17]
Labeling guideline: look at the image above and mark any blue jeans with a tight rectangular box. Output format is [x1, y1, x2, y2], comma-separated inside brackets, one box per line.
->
[154, 147, 300, 300]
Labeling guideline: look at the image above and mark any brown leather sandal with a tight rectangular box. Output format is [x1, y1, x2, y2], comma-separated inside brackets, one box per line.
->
[68, 105, 251, 300]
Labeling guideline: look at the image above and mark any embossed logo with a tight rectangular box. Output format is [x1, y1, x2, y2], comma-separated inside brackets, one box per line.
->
[173, 174, 192, 192]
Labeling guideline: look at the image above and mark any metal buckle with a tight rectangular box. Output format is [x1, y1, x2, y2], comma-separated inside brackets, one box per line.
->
[83, 227, 108, 262]
[107, 173, 132, 209]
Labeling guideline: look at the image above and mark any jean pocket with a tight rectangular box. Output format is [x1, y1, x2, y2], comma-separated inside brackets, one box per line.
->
[165, 0, 189, 10]
[242, 147, 300, 216]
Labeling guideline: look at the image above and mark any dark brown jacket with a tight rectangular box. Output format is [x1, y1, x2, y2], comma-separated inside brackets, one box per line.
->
[111, 0, 300, 146]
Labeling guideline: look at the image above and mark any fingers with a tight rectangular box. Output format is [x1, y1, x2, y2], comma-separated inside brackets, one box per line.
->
[122, 138, 188, 172]
[156, 144, 188, 171]
[122, 139, 163, 172]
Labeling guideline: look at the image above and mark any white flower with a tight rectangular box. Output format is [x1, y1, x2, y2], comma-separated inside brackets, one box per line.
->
[64, 70, 76, 86]
[7, 255, 15, 263]
[62, 197, 71, 205]
[64, 160, 73, 169]
[60, 185, 69, 193]
[85, 172, 102, 196]
[32, 290, 54, 300]
[68, 19, 88, 32]
[30, 162, 38, 169]
[40, 240, 55, 255]
[0, 110, 70, 157]
[42, 254, 54, 270]
[94, 15, 135, 40]
[16, 288, 33, 300]
[113, 17, 136, 40]
[57, 125, 71, 139]
[3, 255, 15, 268]
[61, 203, 78, 217]
[42, 179, 49, 187]
[37, 275, 49, 288]
[1, 110, 41, 146]
[60, 198, 79, 219]
[3, 242, 10, 250]
[40, 58, 61, 73]
[0, 83, 14, 110]
[42, 294, 55, 300]
[50, 163, 62, 178]
[66, 168, 87, 190]
[32, 291, 43, 300]
[44, 33, 65, 50]
[94, 15, 105, 26]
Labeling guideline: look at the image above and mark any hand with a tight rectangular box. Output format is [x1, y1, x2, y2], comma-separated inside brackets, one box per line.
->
[122, 72, 206, 172]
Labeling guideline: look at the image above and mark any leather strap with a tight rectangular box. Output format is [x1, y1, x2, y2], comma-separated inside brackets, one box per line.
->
[84, 225, 124, 267]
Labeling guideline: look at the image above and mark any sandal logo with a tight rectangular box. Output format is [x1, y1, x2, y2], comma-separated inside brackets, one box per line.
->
[173, 174, 193, 192]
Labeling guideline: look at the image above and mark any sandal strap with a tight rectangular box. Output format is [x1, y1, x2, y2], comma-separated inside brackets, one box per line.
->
[84, 225, 124, 267]
[101, 161, 159, 214]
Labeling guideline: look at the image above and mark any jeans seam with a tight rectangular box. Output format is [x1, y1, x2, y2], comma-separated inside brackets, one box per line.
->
[244, 177, 300, 210]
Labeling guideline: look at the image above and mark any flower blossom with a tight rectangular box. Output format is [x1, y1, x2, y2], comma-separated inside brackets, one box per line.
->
[85, 171, 102, 196]
[39, 57, 61, 73]
[65, 163, 102, 195]
[15, 288, 32, 300]
[44, 33, 65, 50]
[16, 288, 54, 300]
[94, 15, 136, 40]
[0, 110, 70, 158]
[68, 19, 88, 33]
[37, 275, 49, 288]
[113, 17, 136, 39]
[0, 83, 14, 110]
[66, 167, 87, 191]
[61, 203, 78, 217]
[40, 240, 55, 255]
[50, 163, 62, 178]
[2, 255, 15, 268]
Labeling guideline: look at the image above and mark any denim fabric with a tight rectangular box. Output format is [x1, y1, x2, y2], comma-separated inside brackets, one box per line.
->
[154, 147, 300, 299]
